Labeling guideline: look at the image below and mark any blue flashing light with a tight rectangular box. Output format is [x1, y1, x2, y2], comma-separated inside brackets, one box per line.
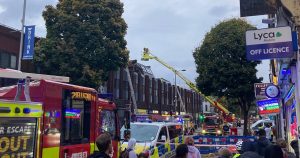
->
[281, 68, 291, 76]
[23, 108, 31, 114]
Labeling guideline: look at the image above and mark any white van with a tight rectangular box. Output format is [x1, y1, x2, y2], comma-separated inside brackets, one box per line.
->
[250, 119, 274, 132]
[120, 122, 183, 155]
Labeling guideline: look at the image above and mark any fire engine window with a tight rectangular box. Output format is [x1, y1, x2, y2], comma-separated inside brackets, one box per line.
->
[62, 90, 91, 145]
[100, 110, 116, 139]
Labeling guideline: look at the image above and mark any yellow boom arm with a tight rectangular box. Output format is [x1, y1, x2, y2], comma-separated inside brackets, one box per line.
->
[141, 48, 230, 115]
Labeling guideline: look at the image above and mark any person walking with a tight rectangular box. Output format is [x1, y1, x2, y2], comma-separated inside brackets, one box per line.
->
[264, 124, 272, 142]
[89, 133, 113, 158]
[184, 136, 201, 158]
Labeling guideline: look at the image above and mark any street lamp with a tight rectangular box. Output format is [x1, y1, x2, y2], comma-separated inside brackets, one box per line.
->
[174, 69, 186, 115]
[18, 0, 27, 71]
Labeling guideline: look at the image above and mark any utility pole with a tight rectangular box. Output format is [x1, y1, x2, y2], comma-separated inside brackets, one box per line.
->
[174, 70, 178, 115]
[18, 0, 27, 71]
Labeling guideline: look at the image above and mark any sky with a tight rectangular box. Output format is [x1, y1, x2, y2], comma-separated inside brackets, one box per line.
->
[0, 0, 270, 87]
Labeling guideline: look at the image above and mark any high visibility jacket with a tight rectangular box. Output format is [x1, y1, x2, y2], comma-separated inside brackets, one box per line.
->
[233, 153, 241, 158]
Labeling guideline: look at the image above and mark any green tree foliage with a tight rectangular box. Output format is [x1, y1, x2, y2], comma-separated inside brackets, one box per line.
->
[34, 0, 129, 88]
[193, 19, 262, 134]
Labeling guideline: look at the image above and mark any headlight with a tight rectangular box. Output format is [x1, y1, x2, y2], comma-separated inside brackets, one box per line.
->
[202, 130, 206, 133]
[217, 130, 221, 134]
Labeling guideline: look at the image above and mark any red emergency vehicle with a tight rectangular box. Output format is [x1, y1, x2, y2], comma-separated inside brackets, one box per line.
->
[0, 79, 120, 158]
[202, 114, 222, 136]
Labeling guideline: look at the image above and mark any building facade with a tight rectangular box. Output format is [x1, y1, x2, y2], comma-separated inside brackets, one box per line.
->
[107, 60, 203, 124]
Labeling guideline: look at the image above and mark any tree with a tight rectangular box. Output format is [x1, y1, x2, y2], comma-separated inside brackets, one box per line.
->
[34, 0, 129, 88]
[193, 18, 262, 135]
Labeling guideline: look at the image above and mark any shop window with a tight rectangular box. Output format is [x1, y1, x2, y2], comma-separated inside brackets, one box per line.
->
[61, 90, 91, 145]
[100, 110, 116, 138]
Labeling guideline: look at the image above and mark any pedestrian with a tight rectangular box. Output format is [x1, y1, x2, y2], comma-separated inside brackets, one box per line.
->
[124, 130, 131, 142]
[217, 147, 232, 158]
[89, 133, 113, 158]
[290, 139, 299, 158]
[128, 138, 137, 158]
[184, 136, 201, 158]
[255, 129, 271, 156]
[175, 144, 189, 158]
[264, 124, 272, 141]
[241, 141, 256, 153]
[276, 138, 288, 157]
[233, 141, 243, 158]
[264, 145, 284, 158]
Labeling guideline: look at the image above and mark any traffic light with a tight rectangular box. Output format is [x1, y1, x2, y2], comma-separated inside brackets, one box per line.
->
[199, 114, 205, 122]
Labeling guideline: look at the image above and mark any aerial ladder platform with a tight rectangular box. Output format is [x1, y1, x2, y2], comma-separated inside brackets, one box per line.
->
[141, 48, 230, 115]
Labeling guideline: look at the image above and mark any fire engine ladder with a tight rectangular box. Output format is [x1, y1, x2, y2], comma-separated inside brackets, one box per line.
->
[125, 67, 138, 114]
[141, 48, 230, 115]
[0, 69, 70, 102]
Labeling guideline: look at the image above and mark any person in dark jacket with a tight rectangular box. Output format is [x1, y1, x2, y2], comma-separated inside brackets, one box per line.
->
[291, 139, 299, 158]
[255, 129, 271, 156]
[264, 145, 284, 158]
[89, 133, 113, 158]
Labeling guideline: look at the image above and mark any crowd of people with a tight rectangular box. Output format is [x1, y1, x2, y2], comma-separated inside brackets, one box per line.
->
[88, 129, 299, 158]
[175, 129, 299, 158]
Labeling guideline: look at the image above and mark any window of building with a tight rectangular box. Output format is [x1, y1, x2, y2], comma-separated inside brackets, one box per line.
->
[61, 90, 91, 145]
[100, 110, 116, 138]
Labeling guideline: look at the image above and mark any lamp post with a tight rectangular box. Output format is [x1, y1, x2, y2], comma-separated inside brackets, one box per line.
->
[174, 69, 186, 115]
[18, 0, 27, 71]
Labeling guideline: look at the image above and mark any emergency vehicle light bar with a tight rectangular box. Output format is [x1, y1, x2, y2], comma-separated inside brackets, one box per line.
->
[0, 69, 70, 83]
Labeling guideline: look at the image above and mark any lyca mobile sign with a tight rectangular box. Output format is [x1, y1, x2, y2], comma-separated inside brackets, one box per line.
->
[246, 27, 293, 60]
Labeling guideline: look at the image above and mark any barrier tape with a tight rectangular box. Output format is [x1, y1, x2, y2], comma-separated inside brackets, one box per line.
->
[156, 142, 235, 147]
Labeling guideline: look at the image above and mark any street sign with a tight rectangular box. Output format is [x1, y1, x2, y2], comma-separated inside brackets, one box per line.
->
[254, 83, 271, 98]
[257, 99, 280, 115]
[246, 27, 293, 61]
[22, 25, 35, 60]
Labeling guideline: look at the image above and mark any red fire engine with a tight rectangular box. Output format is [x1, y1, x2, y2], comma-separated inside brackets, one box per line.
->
[0, 79, 120, 158]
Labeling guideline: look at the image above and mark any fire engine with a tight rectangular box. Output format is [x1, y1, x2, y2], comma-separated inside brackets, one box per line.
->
[201, 113, 222, 136]
[0, 70, 122, 158]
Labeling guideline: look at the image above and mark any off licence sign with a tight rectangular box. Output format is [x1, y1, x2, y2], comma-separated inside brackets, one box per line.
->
[0, 118, 37, 158]
[246, 27, 293, 60]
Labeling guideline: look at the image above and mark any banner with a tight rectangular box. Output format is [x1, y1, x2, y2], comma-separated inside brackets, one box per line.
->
[0, 118, 37, 157]
[22, 25, 35, 60]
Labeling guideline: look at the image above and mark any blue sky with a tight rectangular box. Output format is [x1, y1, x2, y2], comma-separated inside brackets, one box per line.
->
[0, 0, 270, 87]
